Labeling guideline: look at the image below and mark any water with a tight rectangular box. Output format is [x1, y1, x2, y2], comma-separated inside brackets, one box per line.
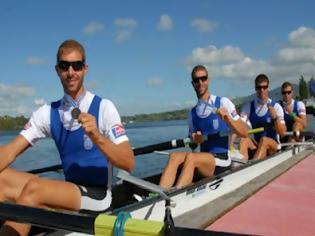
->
[2, 116, 315, 180]
[1, 120, 189, 180]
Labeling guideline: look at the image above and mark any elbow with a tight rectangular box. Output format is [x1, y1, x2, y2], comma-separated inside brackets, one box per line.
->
[125, 153, 135, 173]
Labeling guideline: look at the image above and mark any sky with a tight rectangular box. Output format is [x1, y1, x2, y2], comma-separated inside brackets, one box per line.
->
[0, 0, 315, 117]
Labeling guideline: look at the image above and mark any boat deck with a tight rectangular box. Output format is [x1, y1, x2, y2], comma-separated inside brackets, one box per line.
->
[206, 152, 315, 236]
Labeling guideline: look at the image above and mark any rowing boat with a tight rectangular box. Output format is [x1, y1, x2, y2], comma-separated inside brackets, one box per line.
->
[0, 140, 313, 236]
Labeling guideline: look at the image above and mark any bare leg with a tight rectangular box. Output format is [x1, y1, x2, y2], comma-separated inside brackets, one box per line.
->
[175, 152, 215, 188]
[239, 137, 256, 161]
[159, 152, 188, 188]
[253, 137, 278, 160]
[0, 176, 81, 236]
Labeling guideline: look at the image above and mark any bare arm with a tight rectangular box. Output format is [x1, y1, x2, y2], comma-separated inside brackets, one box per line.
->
[0, 135, 30, 172]
[268, 105, 287, 137]
[295, 114, 307, 129]
[217, 108, 248, 138]
[79, 112, 135, 172]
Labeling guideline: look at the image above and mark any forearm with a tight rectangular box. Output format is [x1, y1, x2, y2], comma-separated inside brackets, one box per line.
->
[224, 116, 248, 138]
[294, 115, 307, 129]
[275, 121, 287, 137]
[91, 132, 135, 172]
[0, 135, 30, 172]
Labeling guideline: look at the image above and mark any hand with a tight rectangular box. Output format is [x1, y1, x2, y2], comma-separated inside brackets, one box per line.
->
[192, 131, 203, 144]
[267, 104, 277, 120]
[78, 112, 101, 141]
[216, 107, 228, 121]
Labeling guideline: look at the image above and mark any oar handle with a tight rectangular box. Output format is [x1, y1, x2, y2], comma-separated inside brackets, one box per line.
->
[285, 131, 314, 137]
[248, 127, 264, 134]
[133, 138, 191, 156]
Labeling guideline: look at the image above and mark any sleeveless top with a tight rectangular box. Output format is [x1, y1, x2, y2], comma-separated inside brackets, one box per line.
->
[191, 96, 229, 154]
[50, 95, 109, 186]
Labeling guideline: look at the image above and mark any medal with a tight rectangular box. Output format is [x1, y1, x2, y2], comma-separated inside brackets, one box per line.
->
[71, 107, 81, 120]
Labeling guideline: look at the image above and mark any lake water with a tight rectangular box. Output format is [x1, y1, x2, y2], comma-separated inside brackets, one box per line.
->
[1, 115, 314, 180]
[0, 120, 190, 180]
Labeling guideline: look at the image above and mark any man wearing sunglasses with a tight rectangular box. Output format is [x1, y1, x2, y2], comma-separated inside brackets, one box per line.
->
[159, 65, 248, 188]
[0, 39, 134, 235]
[279, 81, 307, 143]
[239, 74, 286, 160]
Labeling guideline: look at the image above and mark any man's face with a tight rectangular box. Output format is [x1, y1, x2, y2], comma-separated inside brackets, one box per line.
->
[255, 81, 269, 100]
[55, 50, 88, 98]
[282, 86, 293, 102]
[191, 69, 209, 98]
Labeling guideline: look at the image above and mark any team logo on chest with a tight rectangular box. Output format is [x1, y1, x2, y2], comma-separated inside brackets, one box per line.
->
[83, 134, 93, 150]
[213, 118, 219, 130]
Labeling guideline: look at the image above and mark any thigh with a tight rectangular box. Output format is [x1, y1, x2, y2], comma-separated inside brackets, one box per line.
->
[190, 153, 216, 177]
[20, 178, 81, 211]
[0, 168, 37, 201]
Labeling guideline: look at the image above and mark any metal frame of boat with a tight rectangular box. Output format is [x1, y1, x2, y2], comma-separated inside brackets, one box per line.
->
[0, 142, 313, 236]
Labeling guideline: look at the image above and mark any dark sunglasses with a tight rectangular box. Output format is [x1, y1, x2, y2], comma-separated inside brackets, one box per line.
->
[57, 61, 85, 71]
[255, 85, 268, 91]
[282, 90, 292, 95]
[192, 76, 208, 84]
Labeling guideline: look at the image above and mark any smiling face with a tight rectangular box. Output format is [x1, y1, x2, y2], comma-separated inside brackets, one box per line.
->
[55, 50, 88, 100]
[191, 68, 209, 99]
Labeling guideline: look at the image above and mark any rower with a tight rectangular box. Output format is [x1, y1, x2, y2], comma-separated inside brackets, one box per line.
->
[159, 65, 248, 189]
[239, 74, 286, 160]
[279, 81, 307, 144]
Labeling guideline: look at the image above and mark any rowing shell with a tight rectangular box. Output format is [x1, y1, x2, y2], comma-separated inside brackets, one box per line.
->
[0, 144, 311, 236]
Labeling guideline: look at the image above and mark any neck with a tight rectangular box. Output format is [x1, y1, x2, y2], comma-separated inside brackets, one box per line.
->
[67, 87, 86, 101]
[198, 91, 210, 101]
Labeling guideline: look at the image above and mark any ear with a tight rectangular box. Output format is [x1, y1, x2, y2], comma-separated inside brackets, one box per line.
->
[83, 64, 89, 76]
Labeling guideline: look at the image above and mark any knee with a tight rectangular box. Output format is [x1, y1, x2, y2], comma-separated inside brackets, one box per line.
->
[183, 153, 195, 167]
[17, 177, 42, 207]
[168, 153, 185, 166]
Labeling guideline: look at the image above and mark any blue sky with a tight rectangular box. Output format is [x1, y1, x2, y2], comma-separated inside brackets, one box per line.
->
[0, 0, 315, 116]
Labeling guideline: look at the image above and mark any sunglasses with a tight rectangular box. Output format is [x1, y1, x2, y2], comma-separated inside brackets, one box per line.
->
[57, 61, 85, 71]
[255, 85, 268, 91]
[282, 90, 292, 95]
[192, 76, 208, 84]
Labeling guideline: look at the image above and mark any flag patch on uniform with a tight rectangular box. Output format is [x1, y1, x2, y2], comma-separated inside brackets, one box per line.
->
[231, 110, 238, 118]
[24, 121, 32, 130]
[112, 124, 126, 138]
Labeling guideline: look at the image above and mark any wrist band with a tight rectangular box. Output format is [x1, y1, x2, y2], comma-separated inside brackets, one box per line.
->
[290, 112, 297, 120]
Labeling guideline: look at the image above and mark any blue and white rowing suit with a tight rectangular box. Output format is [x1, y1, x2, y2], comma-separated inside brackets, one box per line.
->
[188, 95, 240, 171]
[20, 91, 129, 213]
[279, 99, 306, 131]
[240, 98, 285, 147]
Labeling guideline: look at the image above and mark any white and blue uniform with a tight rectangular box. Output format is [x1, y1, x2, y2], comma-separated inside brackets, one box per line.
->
[279, 99, 306, 131]
[21, 91, 128, 213]
[188, 95, 240, 170]
[241, 98, 285, 148]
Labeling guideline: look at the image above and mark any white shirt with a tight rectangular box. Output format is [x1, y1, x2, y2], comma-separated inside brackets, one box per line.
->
[21, 91, 128, 146]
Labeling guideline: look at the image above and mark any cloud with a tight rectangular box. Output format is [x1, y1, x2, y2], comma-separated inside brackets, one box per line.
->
[185, 26, 315, 85]
[34, 98, 46, 106]
[191, 19, 217, 33]
[187, 45, 245, 64]
[83, 21, 105, 35]
[0, 83, 36, 116]
[289, 26, 315, 48]
[157, 14, 173, 31]
[25, 57, 46, 65]
[146, 78, 164, 87]
[114, 18, 138, 42]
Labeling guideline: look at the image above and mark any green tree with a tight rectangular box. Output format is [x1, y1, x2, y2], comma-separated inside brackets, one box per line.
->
[299, 75, 309, 99]
[309, 77, 315, 97]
